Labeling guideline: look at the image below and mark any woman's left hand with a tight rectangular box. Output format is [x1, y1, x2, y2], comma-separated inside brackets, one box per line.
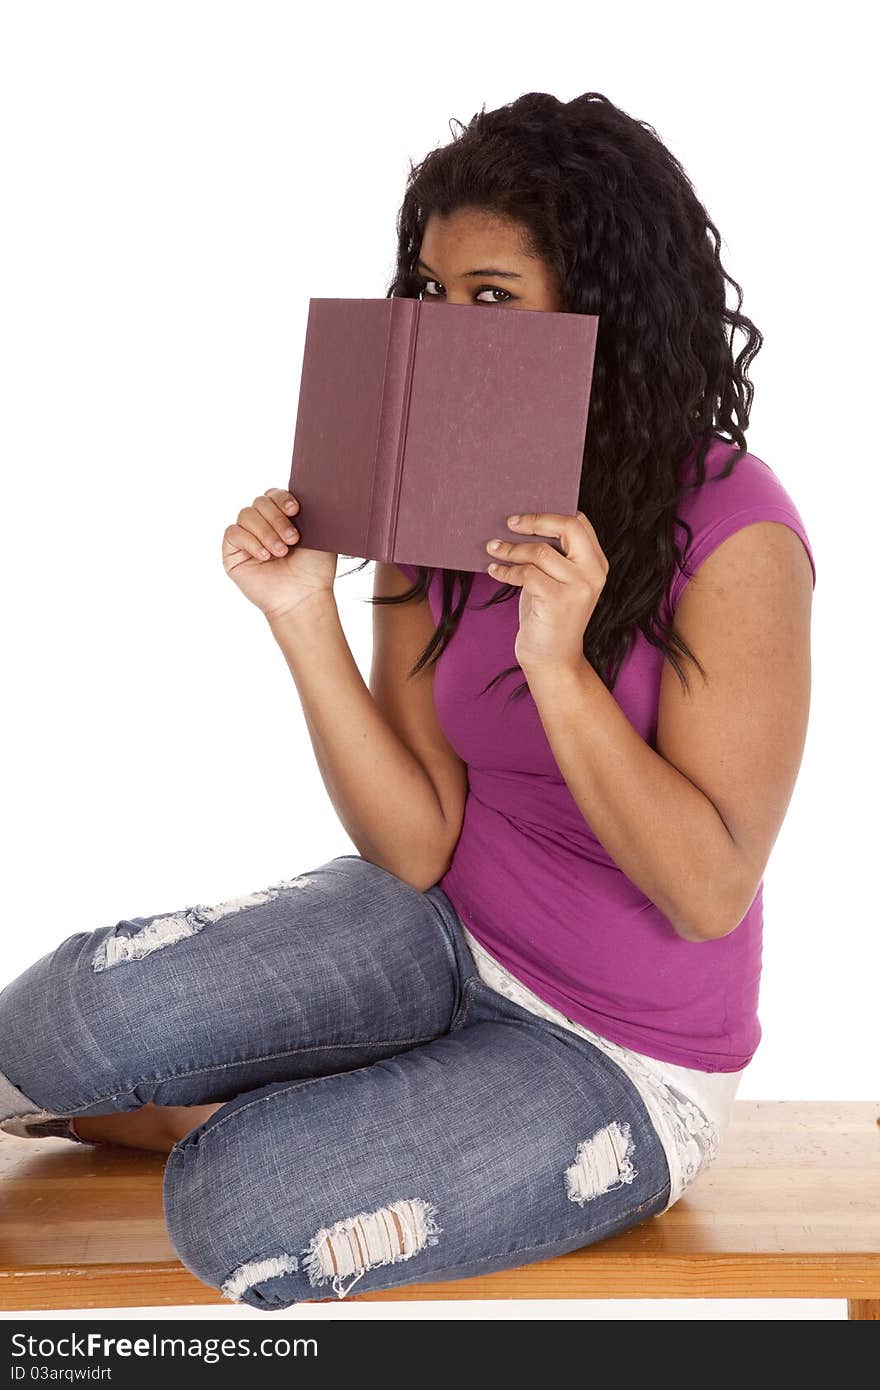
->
[485, 511, 609, 674]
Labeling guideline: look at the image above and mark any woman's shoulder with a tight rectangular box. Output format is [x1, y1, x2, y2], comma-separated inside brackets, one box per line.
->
[666, 436, 817, 614]
[678, 436, 809, 525]
[392, 561, 420, 581]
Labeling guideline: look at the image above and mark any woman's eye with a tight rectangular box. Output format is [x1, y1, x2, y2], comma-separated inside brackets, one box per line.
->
[475, 286, 512, 304]
[417, 278, 512, 305]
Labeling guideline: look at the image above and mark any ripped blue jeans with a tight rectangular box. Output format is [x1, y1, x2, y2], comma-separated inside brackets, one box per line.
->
[0, 854, 671, 1309]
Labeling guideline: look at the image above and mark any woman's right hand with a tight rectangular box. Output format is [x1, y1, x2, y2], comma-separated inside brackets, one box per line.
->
[222, 488, 338, 622]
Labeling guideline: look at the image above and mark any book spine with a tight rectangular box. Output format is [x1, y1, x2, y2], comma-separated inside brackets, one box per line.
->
[367, 298, 420, 560]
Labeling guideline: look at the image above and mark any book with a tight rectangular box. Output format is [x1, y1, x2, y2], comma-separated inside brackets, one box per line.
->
[287, 296, 599, 572]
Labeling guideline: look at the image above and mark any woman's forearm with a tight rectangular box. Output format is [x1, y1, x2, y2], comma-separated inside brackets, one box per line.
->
[266, 598, 452, 891]
[524, 656, 748, 943]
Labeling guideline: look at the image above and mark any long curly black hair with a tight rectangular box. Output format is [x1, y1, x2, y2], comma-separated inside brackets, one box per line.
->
[352, 90, 763, 703]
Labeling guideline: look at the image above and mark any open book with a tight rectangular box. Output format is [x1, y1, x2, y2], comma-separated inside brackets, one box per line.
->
[288, 296, 599, 572]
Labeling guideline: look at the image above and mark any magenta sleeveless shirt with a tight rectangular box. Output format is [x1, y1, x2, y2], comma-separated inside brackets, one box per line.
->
[395, 437, 817, 1071]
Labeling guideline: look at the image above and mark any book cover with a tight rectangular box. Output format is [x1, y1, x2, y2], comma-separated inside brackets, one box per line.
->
[288, 296, 599, 572]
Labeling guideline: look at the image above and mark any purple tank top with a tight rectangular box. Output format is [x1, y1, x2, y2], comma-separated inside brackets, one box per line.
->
[395, 437, 816, 1070]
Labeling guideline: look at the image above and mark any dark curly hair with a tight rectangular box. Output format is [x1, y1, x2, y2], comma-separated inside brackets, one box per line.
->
[350, 89, 763, 704]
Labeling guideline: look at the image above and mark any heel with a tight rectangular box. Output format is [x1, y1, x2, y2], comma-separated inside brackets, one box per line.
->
[68, 1116, 103, 1146]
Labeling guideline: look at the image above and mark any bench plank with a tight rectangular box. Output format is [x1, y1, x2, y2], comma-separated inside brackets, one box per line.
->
[1, 1100, 877, 1312]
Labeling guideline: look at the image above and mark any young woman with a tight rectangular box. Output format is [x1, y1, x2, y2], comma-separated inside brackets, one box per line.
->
[0, 90, 815, 1308]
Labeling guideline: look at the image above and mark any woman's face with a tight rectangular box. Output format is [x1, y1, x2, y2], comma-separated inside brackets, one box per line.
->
[415, 207, 564, 312]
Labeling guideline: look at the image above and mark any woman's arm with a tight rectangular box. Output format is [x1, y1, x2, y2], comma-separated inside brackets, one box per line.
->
[523, 521, 813, 942]
[267, 564, 466, 892]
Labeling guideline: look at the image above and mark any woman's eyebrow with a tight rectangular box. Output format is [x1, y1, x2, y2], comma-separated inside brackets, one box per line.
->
[417, 257, 522, 280]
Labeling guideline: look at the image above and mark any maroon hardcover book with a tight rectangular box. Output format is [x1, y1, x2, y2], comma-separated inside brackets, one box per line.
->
[288, 296, 599, 572]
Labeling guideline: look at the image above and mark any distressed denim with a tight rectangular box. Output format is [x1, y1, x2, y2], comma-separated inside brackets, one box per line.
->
[0, 854, 671, 1309]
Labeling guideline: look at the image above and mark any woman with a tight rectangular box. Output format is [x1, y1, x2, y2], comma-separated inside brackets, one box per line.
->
[0, 91, 815, 1308]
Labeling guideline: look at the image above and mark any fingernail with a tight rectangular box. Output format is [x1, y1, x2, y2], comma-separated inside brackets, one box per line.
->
[508, 515, 520, 525]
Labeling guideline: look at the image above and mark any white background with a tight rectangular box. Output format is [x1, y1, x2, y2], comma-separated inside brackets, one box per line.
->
[1, 0, 875, 1322]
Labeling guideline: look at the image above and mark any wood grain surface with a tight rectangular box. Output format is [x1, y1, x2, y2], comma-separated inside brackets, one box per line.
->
[1, 1099, 877, 1313]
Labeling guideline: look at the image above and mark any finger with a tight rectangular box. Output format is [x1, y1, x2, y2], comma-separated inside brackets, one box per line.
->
[243, 498, 300, 554]
[233, 505, 298, 558]
[253, 493, 300, 540]
[575, 511, 609, 571]
[265, 488, 300, 517]
[511, 511, 610, 576]
[507, 512, 592, 565]
[486, 537, 571, 580]
[223, 522, 281, 563]
[487, 557, 558, 592]
[574, 509, 597, 538]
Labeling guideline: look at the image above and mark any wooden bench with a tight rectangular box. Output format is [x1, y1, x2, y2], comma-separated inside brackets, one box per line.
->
[1, 1100, 877, 1318]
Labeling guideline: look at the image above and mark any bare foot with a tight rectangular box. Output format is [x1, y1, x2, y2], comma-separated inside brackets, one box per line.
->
[73, 1101, 225, 1154]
